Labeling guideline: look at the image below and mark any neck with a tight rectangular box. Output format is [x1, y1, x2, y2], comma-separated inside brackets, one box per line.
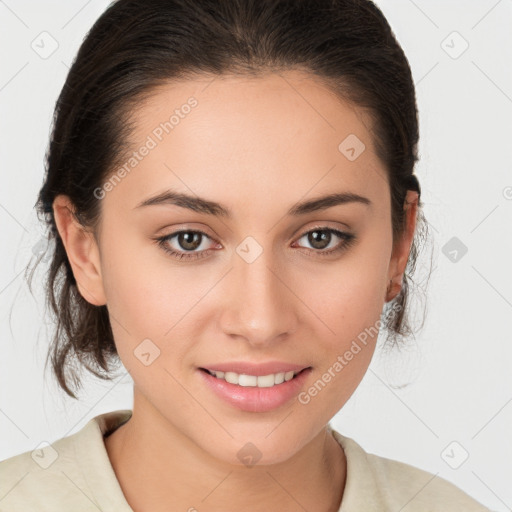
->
[104, 390, 346, 512]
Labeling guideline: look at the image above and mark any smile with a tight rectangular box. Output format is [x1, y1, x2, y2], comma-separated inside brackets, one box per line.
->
[202, 368, 307, 388]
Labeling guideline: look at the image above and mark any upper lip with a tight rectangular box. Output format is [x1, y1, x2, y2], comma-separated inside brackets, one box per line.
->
[200, 361, 311, 376]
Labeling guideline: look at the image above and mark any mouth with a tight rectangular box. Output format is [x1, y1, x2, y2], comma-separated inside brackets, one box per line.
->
[199, 367, 311, 388]
[198, 365, 313, 412]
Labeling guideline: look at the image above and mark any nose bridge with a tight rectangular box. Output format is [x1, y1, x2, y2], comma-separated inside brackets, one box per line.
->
[220, 242, 297, 344]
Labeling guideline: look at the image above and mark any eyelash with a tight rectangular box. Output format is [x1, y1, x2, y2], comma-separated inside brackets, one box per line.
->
[155, 227, 356, 261]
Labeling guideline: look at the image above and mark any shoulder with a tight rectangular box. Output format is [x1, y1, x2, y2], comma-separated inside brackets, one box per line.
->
[330, 429, 493, 511]
[0, 409, 133, 511]
[0, 427, 92, 511]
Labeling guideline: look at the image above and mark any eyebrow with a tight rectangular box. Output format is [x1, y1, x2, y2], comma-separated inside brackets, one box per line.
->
[134, 189, 371, 217]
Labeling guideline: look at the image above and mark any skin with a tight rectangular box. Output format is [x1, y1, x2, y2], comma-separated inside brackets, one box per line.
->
[53, 70, 418, 512]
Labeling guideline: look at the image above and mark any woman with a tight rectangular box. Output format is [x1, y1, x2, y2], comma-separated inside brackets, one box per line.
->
[0, 0, 492, 510]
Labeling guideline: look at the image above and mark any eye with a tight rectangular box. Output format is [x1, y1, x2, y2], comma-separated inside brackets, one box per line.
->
[155, 230, 219, 260]
[293, 227, 356, 256]
[155, 226, 356, 261]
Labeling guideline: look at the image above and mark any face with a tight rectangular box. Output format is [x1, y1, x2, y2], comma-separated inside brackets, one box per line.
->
[55, 70, 417, 466]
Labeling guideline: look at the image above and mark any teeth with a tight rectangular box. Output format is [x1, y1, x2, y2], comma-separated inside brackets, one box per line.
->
[207, 369, 300, 387]
[225, 371, 238, 384]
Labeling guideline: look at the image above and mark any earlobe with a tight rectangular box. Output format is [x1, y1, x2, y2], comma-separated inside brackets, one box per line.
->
[52, 195, 107, 306]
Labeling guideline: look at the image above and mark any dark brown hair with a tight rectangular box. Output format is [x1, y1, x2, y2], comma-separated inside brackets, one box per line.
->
[28, 0, 430, 399]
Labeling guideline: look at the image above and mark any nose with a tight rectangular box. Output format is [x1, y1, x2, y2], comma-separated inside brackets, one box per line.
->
[218, 246, 299, 347]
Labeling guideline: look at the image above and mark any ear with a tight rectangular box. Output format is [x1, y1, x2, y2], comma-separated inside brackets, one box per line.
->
[52, 195, 107, 306]
[385, 189, 419, 302]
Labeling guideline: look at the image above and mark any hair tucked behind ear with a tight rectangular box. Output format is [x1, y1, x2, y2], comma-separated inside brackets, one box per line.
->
[28, 0, 431, 399]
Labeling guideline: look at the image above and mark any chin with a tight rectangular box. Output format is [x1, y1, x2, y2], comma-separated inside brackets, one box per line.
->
[203, 431, 308, 469]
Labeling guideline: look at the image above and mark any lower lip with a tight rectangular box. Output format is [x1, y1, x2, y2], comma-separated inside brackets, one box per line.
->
[198, 368, 312, 413]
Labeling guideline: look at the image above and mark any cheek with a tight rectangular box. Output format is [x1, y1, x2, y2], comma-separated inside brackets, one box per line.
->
[301, 239, 390, 344]
[294, 232, 390, 398]
[99, 230, 221, 380]
[100, 228, 200, 332]
[100, 218, 390, 372]
[294, 272, 385, 419]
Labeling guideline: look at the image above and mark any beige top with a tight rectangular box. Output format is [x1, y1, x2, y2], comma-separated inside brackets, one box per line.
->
[0, 409, 491, 511]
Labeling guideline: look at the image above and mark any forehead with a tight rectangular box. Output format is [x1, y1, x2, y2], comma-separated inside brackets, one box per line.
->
[107, 70, 388, 215]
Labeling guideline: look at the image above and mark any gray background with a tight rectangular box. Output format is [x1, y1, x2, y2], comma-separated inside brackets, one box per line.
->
[1, 1, 511, 509]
